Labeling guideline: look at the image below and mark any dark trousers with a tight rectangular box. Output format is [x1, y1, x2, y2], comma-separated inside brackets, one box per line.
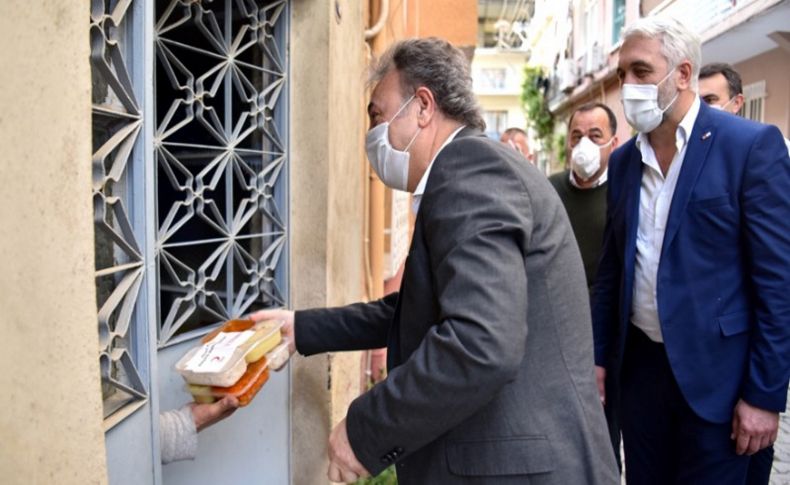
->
[746, 446, 773, 485]
[620, 326, 751, 485]
[604, 368, 622, 472]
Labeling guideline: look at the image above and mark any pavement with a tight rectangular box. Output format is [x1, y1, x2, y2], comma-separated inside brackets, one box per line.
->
[769, 387, 790, 485]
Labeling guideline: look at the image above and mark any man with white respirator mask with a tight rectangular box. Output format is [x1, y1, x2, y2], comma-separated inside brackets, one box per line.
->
[550, 101, 622, 473]
[550, 102, 619, 290]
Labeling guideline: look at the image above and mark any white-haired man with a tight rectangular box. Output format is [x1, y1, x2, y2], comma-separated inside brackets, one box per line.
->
[592, 16, 790, 485]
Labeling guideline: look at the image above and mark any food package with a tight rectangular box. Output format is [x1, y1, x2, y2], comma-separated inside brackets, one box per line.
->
[175, 319, 283, 388]
[265, 340, 291, 371]
[187, 356, 271, 406]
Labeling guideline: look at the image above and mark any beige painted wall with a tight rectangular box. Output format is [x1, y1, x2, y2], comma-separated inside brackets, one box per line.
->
[735, 47, 790, 138]
[0, 1, 107, 484]
[290, 1, 366, 483]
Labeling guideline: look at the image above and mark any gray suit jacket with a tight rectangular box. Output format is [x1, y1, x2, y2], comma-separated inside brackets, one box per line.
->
[296, 129, 619, 484]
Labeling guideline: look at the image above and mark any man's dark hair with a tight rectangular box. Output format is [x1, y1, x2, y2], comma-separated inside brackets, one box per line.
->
[371, 38, 486, 131]
[502, 127, 527, 137]
[568, 102, 617, 135]
[700, 62, 743, 98]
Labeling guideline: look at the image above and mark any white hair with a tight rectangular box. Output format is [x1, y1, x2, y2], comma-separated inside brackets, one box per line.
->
[622, 15, 701, 90]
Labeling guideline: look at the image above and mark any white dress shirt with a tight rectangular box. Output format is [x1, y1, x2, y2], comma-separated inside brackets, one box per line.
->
[631, 96, 701, 343]
[411, 125, 466, 214]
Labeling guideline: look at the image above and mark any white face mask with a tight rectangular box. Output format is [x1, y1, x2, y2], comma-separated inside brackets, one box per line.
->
[621, 68, 678, 133]
[365, 95, 421, 191]
[571, 136, 614, 181]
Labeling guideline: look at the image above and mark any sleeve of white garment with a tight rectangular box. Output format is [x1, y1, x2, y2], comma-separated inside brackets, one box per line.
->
[160, 406, 198, 464]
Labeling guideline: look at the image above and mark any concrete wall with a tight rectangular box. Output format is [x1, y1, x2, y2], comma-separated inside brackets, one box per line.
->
[0, 1, 107, 484]
[289, 1, 366, 483]
[735, 47, 790, 138]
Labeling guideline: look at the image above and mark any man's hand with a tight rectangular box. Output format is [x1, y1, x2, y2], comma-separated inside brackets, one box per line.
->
[248, 308, 296, 355]
[328, 418, 370, 483]
[189, 395, 239, 432]
[731, 399, 779, 455]
[595, 365, 607, 405]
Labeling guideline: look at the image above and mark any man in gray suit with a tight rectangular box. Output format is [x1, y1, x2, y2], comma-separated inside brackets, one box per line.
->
[252, 38, 618, 484]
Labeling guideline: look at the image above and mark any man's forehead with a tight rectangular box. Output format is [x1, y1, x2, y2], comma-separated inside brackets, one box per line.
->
[370, 70, 402, 101]
[618, 36, 665, 68]
[571, 109, 607, 131]
[699, 73, 729, 94]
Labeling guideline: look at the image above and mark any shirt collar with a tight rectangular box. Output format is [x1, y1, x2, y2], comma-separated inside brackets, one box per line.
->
[413, 125, 466, 198]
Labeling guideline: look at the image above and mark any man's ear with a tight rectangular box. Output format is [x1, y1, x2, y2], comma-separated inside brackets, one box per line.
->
[676, 60, 693, 91]
[414, 86, 435, 127]
[732, 94, 745, 114]
[611, 135, 619, 149]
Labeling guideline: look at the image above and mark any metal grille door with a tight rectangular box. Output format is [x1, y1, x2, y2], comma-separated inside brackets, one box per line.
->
[91, 1, 290, 483]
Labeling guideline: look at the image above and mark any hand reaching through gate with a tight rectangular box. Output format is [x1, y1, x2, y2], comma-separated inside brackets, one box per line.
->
[160, 395, 240, 464]
[191, 395, 240, 432]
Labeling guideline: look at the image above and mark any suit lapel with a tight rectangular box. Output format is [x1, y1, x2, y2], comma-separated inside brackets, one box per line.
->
[623, 144, 643, 288]
[386, 209, 427, 370]
[661, 103, 715, 258]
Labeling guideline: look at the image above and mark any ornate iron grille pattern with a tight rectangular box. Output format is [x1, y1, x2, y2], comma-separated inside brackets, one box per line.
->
[154, 0, 288, 346]
[90, 0, 147, 420]
[91, 0, 288, 424]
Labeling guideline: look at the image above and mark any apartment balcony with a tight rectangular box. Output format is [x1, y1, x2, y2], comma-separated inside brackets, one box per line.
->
[653, 0, 790, 64]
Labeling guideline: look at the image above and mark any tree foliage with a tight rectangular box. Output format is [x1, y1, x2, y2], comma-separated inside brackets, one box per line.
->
[520, 66, 554, 146]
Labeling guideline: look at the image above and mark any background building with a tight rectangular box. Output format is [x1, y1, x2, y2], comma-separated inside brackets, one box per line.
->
[530, 0, 790, 173]
[473, 1, 547, 171]
[473, 48, 529, 143]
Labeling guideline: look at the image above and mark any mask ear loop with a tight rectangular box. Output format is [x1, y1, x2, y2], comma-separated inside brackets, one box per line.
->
[599, 136, 615, 149]
[388, 94, 416, 123]
[404, 126, 421, 152]
[656, 67, 680, 114]
[395, 94, 420, 152]
[719, 97, 735, 110]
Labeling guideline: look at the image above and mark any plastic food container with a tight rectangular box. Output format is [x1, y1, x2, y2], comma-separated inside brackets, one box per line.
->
[175, 319, 283, 387]
[265, 340, 291, 371]
[187, 356, 271, 406]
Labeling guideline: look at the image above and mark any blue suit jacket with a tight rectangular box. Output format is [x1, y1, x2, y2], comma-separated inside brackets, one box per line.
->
[592, 101, 790, 423]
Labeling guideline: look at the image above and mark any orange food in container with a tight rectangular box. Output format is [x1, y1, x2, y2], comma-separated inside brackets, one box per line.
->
[187, 357, 271, 406]
[175, 319, 283, 406]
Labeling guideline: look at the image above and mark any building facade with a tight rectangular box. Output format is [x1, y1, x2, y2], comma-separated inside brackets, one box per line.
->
[530, 0, 790, 173]
[472, 49, 530, 142]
